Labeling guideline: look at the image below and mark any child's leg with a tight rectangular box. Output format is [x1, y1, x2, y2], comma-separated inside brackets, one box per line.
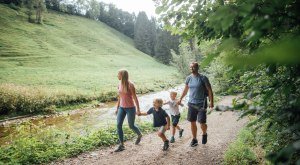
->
[172, 126, 176, 136]
[158, 132, 167, 141]
[176, 125, 181, 130]
[157, 126, 168, 141]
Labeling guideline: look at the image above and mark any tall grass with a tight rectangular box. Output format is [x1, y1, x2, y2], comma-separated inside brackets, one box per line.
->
[0, 83, 118, 115]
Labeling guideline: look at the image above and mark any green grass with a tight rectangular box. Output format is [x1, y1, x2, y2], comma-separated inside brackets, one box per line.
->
[0, 4, 180, 114]
[0, 120, 155, 164]
[223, 128, 258, 165]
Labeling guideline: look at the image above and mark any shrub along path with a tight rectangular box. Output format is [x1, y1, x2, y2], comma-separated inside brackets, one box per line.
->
[53, 96, 248, 165]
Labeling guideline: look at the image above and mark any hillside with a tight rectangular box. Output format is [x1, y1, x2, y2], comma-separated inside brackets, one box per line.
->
[0, 4, 179, 97]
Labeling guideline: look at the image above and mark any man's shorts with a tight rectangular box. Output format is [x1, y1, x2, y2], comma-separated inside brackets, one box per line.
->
[156, 125, 167, 134]
[187, 102, 207, 123]
[171, 114, 181, 127]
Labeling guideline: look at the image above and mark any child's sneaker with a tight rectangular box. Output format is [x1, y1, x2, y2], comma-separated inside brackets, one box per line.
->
[170, 136, 175, 143]
[202, 134, 208, 144]
[163, 140, 169, 151]
[190, 138, 198, 147]
[179, 129, 184, 138]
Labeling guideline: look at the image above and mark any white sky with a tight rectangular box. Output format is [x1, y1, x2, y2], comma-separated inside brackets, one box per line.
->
[100, 0, 157, 17]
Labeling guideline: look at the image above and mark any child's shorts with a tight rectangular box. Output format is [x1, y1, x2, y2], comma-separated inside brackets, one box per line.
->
[171, 114, 181, 127]
[156, 125, 167, 134]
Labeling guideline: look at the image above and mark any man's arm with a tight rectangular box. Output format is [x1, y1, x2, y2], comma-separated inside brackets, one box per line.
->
[178, 84, 189, 105]
[205, 82, 214, 108]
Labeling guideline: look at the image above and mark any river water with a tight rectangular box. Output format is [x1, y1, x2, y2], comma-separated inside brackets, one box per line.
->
[0, 85, 186, 146]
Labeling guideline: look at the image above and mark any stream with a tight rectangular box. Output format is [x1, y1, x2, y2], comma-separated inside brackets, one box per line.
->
[0, 85, 186, 146]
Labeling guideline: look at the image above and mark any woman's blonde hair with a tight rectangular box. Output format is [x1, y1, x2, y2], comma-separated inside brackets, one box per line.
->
[153, 98, 163, 107]
[118, 69, 129, 93]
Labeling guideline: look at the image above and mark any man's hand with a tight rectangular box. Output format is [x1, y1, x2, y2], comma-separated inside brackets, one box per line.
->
[207, 103, 214, 114]
[114, 109, 118, 115]
[177, 99, 182, 106]
[209, 102, 214, 109]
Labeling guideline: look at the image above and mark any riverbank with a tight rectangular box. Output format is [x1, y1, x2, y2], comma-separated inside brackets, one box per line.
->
[0, 94, 244, 164]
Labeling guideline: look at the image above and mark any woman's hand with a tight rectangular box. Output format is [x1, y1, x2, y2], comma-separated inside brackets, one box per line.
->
[165, 125, 170, 130]
[136, 108, 141, 116]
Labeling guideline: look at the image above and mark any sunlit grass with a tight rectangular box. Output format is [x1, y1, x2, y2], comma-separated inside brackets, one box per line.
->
[0, 4, 181, 114]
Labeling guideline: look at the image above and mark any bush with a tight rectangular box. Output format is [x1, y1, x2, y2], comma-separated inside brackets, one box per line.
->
[224, 128, 258, 165]
[0, 121, 154, 164]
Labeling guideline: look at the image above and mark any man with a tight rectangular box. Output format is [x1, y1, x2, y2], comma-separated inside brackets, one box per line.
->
[178, 62, 214, 147]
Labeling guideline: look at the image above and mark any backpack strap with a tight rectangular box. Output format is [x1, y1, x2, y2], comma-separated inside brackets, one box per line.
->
[199, 74, 207, 109]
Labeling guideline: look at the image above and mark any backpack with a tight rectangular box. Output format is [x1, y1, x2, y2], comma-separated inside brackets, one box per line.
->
[199, 74, 209, 98]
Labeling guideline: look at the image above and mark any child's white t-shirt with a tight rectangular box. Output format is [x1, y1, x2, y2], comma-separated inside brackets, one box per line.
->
[166, 99, 180, 116]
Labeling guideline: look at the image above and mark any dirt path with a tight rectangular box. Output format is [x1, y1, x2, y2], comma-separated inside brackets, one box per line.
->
[53, 96, 248, 165]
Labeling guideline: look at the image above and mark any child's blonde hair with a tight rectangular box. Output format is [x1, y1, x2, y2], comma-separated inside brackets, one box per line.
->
[170, 91, 177, 96]
[153, 98, 163, 107]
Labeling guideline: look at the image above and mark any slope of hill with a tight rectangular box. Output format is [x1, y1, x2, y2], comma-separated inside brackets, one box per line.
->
[0, 4, 179, 96]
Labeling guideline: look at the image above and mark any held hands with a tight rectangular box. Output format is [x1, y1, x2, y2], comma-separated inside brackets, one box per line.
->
[177, 99, 182, 106]
[136, 108, 141, 116]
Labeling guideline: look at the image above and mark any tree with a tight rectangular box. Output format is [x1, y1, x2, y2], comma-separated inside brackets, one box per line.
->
[85, 0, 99, 20]
[45, 0, 61, 11]
[154, 29, 171, 64]
[98, 2, 135, 38]
[35, 0, 46, 24]
[155, 0, 300, 163]
[23, 0, 34, 22]
[134, 12, 152, 55]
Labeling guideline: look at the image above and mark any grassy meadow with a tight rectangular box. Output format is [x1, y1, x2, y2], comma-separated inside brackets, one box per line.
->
[0, 4, 180, 115]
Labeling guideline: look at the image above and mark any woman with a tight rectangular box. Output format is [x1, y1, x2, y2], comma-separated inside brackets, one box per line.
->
[114, 69, 142, 152]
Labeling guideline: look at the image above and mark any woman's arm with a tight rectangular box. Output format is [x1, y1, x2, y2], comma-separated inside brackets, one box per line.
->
[115, 95, 120, 115]
[130, 83, 141, 115]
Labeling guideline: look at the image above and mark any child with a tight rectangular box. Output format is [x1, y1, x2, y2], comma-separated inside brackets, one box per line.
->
[164, 91, 184, 143]
[139, 98, 171, 151]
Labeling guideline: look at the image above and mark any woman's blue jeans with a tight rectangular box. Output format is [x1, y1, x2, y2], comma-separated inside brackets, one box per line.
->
[117, 107, 141, 143]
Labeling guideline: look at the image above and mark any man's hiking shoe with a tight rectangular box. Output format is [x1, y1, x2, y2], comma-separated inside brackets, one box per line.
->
[135, 135, 142, 145]
[114, 145, 125, 152]
[202, 134, 208, 144]
[170, 136, 175, 143]
[190, 139, 198, 147]
[179, 129, 184, 138]
[163, 140, 169, 151]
